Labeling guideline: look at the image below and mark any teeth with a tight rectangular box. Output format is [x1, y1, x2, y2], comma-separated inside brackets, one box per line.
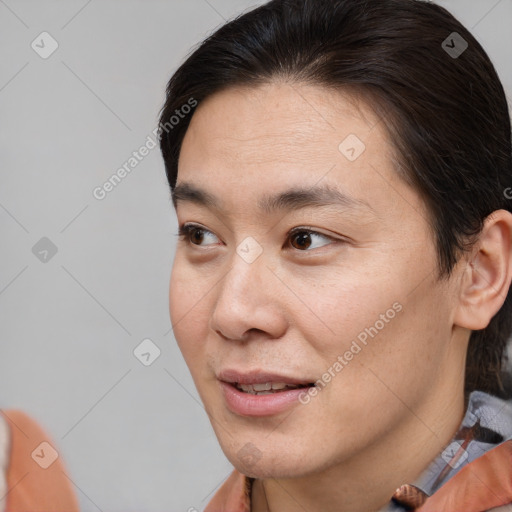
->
[237, 382, 302, 394]
[270, 383, 289, 390]
[253, 383, 272, 391]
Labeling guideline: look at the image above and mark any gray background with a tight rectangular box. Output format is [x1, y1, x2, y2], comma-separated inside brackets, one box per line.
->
[0, 1, 511, 511]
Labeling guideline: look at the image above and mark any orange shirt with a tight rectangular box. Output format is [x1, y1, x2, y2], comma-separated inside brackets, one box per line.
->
[0, 410, 79, 512]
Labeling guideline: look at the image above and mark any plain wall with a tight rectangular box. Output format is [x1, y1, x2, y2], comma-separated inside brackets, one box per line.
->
[0, 1, 511, 510]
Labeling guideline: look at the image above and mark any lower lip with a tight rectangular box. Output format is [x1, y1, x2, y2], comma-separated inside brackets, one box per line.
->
[219, 381, 311, 417]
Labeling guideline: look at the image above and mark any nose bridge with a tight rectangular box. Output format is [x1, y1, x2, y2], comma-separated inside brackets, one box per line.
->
[220, 237, 268, 308]
[210, 237, 285, 340]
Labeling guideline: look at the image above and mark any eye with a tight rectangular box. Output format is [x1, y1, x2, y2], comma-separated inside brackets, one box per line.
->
[287, 227, 335, 251]
[177, 223, 220, 247]
[176, 224, 338, 251]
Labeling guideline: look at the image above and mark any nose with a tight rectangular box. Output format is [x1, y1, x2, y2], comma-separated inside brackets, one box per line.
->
[209, 249, 288, 342]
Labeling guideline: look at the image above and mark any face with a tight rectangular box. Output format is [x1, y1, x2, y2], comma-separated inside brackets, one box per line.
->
[169, 82, 463, 479]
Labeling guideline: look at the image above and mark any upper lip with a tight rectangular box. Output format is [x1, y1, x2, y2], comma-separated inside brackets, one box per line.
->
[218, 369, 314, 386]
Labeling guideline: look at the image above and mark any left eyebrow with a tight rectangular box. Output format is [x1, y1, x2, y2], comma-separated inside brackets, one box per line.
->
[172, 181, 375, 216]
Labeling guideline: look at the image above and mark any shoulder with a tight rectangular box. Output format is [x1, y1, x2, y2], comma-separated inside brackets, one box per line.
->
[0, 409, 80, 512]
[417, 390, 512, 512]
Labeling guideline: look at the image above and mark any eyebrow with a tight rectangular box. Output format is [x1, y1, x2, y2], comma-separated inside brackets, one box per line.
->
[171, 181, 374, 215]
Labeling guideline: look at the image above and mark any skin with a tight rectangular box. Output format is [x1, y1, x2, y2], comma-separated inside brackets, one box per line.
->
[169, 82, 512, 512]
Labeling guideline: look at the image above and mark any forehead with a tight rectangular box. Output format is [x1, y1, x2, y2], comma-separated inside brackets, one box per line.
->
[181, 82, 382, 159]
[176, 82, 419, 221]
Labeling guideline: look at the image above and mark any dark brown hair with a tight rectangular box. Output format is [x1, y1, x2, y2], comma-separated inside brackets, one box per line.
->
[159, 0, 512, 399]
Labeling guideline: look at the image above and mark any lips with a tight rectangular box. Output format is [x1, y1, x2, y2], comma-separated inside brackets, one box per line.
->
[218, 368, 315, 387]
[236, 382, 310, 395]
[217, 369, 317, 416]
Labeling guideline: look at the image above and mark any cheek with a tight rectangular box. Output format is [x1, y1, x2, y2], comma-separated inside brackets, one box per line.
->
[302, 261, 447, 396]
[322, 281, 450, 425]
[169, 260, 210, 360]
[292, 266, 402, 358]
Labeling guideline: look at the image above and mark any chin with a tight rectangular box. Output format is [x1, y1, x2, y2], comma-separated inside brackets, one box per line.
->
[221, 436, 318, 479]
[233, 457, 309, 479]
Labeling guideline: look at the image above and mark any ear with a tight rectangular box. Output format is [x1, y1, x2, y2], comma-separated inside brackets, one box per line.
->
[454, 209, 512, 330]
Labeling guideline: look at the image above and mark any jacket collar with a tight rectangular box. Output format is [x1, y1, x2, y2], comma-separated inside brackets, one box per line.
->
[204, 390, 512, 512]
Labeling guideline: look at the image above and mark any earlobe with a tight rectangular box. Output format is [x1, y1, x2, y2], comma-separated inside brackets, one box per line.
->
[454, 209, 512, 331]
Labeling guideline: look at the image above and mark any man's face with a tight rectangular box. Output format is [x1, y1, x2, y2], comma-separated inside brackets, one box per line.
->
[170, 82, 463, 478]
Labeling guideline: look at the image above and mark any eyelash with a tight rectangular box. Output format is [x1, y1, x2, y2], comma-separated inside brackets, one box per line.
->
[176, 223, 340, 251]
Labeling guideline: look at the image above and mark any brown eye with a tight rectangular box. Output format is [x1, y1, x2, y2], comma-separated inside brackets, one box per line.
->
[290, 230, 313, 250]
[177, 224, 219, 246]
[288, 228, 334, 251]
[189, 227, 205, 245]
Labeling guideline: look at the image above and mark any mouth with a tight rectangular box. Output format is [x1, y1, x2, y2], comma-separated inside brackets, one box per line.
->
[233, 381, 316, 395]
[218, 368, 316, 390]
[217, 369, 317, 416]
